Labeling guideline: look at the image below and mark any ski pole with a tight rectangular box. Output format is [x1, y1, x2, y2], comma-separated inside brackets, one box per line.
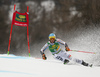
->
[70, 50, 96, 54]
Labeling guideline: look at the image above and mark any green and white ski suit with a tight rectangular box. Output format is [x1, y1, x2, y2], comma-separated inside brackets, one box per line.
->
[40, 39, 82, 64]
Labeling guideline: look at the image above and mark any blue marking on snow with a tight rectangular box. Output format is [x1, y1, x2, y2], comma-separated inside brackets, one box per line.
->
[0, 54, 31, 59]
[0, 70, 35, 75]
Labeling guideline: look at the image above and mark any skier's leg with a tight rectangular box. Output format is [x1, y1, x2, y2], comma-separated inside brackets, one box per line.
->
[71, 57, 92, 67]
[54, 50, 85, 65]
[71, 58, 82, 64]
[59, 51, 92, 66]
[53, 50, 71, 64]
[53, 50, 92, 66]
[53, 54, 64, 62]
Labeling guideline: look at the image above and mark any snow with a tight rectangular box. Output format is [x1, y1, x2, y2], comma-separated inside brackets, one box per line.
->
[69, 7, 82, 19]
[8, 3, 20, 22]
[0, 54, 100, 77]
[41, 1, 55, 12]
[25, 1, 38, 13]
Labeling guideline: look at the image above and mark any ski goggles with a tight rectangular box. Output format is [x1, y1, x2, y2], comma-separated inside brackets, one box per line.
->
[50, 38, 55, 41]
[49, 36, 56, 40]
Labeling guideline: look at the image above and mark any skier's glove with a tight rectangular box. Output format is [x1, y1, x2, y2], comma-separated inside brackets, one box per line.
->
[65, 47, 70, 51]
[42, 53, 47, 60]
[40, 51, 47, 60]
[65, 43, 70, 51]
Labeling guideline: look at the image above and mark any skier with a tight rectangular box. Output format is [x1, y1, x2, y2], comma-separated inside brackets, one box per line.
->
[40, 33, 92, 67]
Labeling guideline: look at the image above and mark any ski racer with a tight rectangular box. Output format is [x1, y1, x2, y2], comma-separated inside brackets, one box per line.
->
[40, 33, 92, 67]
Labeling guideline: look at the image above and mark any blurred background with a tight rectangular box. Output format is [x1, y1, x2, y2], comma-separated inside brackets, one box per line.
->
[0, 0, 100, 65]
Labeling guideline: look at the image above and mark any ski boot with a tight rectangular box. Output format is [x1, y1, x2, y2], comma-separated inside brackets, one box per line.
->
[64, 59, 69, 64]
[89, 64, 93, 67]
[81, 60, 93, 67]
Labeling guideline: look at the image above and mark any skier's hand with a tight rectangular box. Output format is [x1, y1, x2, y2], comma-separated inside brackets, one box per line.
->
[65, 47, 70, 51]
[42, 54, 47, 60]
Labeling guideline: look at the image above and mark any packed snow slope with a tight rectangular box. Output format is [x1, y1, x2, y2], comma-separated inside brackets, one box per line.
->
[0, 54, 100, 77]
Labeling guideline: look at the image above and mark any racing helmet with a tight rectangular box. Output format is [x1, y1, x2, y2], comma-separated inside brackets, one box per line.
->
[49, 33, 56, 40]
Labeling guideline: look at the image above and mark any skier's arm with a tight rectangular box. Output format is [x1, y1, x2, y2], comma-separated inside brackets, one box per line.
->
[40, 43, 48, 60]
[56, 39, 70, 51]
